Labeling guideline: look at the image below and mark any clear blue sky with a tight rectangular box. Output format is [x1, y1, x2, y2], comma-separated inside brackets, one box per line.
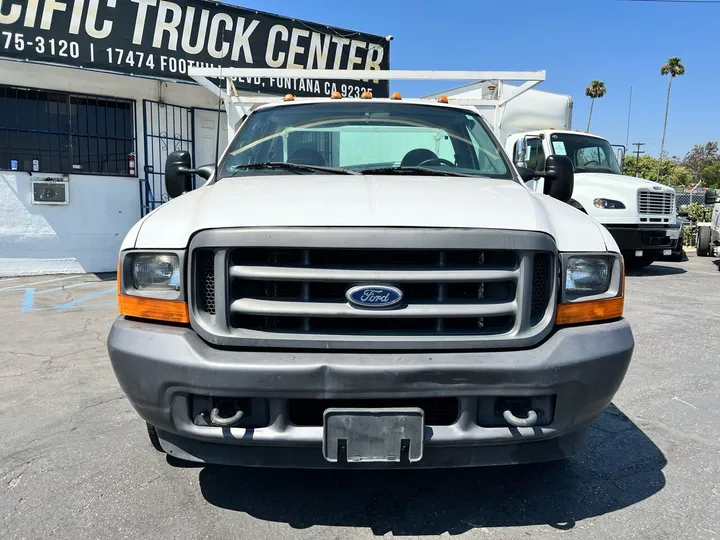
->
[233, 0, 718, 160]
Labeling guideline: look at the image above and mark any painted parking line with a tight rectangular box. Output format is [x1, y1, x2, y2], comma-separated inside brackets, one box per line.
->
[55, 288, 117, 310]
[34, 281, 104, 296]
[0, 276, 79, 292]
[21, 286, 116, 312]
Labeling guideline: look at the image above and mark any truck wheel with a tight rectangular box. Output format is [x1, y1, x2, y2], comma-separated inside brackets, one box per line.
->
[146, 423, 165, 453]
[697, 226, 711, 257]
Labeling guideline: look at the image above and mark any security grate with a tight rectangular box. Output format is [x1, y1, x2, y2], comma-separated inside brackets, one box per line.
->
[0, 85, 135, 175]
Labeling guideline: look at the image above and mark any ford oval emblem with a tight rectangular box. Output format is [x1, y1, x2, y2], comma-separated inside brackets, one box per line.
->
[346, 285, 403, 308]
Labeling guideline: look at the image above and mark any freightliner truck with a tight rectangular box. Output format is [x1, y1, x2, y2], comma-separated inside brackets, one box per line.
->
[428, 80, 680, 268]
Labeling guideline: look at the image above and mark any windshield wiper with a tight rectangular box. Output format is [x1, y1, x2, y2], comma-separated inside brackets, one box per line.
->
[228, 162, 360, 176]
[360, 166, 476, 177]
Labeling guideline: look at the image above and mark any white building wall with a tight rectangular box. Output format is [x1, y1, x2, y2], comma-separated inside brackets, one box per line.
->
[0, 60, 224, 276]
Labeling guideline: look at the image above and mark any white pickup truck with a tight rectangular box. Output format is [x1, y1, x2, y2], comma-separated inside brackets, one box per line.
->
[428, 80, 681, 268]
[107, 69, 634, 469]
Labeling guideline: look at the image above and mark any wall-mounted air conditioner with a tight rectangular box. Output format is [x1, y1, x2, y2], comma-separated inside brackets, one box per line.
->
[31, 177, 69, 205]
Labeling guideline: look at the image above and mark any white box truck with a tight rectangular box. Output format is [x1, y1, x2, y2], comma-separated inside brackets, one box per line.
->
[428, 81, 680, 268]
[107, 69, 634, 469]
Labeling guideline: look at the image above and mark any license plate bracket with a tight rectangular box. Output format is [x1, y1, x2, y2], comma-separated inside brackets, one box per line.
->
[323, 408, 424, 463]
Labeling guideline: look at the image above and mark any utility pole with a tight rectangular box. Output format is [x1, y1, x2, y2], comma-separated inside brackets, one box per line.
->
[632, 142, 645, 178]
[625, 86, 633, 150]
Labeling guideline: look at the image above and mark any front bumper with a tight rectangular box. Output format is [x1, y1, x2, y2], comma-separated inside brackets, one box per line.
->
[107, 317, 634, 468]
[605, 225, 676, 252]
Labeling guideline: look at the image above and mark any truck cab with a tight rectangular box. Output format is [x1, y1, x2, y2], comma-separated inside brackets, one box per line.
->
[506, 129, 679, 268]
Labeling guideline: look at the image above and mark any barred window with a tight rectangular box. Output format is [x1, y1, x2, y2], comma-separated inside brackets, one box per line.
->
[0, 85, 136, 176]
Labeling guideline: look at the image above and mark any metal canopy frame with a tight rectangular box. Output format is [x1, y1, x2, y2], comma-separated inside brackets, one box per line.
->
[188, 68, 547, 137]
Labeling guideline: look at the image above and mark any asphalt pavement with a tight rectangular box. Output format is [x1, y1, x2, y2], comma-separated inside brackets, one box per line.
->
[1, 254, 719, 539]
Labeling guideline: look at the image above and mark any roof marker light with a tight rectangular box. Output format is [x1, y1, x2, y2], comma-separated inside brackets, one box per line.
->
[391, 92, 402, 100]
[283, 94, 295, 102]
[360, 91, 373, 99]
[437, 95, 449, 103]
[330, 91, 343, 99]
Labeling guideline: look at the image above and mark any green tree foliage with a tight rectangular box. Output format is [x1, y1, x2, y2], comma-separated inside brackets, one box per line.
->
[683, 202, 713, 223]
[683, 142, 719, 180]
[623, 154, 691, 186]
[623, 154, 658, 179]
[700, 162, 720, 189]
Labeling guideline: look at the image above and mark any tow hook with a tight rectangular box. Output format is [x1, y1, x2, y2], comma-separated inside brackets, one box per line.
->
[503, 409, 538, 428]
[210, 407, 245, 427]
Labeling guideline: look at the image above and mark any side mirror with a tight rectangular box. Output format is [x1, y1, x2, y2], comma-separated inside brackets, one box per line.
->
[514, 138, 528, 168]
[165, 151, 193, 199]
[543, 155, 574, 203]
[195, 164, 216, 182]
[706, 189, 717, 206]
[516, 166, 536, 183]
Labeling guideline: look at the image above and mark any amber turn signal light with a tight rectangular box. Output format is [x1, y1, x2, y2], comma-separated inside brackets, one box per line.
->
[555, 297, 624, 325]
[118, 295, 190, 324]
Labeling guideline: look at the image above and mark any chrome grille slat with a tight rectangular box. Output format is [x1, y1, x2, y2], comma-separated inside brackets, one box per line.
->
[231, 298, 517, 318]
[638, 190, 675, 215]
[228, 266, 520, 282]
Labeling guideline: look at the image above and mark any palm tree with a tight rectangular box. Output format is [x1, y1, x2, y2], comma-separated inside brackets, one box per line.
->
[585, 80, 607, 131]
[657, 57, 686, 180]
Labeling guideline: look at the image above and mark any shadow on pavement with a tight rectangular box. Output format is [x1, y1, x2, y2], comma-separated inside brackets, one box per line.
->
[197, 404, 666, 535]
[626, 264, 687, 277]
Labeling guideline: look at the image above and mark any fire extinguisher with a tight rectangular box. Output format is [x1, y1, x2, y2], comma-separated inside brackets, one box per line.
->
[128, 153, 136, 176]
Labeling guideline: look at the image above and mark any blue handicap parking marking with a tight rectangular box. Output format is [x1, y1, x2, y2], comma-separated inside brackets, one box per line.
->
[18, 284, 117, 312]
[2, 276, 117, 312]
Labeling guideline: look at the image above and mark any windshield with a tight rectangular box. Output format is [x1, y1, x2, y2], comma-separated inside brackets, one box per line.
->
[218, 102, 513, 179]
[549, 133, 622, 175]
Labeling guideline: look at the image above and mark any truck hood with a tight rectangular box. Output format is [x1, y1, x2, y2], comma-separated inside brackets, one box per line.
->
[575, 172, 675, 193]
[129, 175, 612, 252]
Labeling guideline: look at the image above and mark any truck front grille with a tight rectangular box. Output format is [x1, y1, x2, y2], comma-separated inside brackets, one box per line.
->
[189, 229, 557, 350]
[638, 190, 675, 215]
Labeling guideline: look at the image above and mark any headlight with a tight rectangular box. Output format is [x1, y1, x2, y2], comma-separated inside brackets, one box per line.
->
[557, 253, 624, 325]
[565, 256, 612, 295]
[118, 251, 188, 323]
[593, 198, 625, 209]
[132, 254, 181, 291]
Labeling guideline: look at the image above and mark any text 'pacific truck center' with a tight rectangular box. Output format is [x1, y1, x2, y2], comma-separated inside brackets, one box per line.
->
[107, 69, 634, 469]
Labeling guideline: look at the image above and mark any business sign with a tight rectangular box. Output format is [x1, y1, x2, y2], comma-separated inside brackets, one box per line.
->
[0, 0, 390, 97]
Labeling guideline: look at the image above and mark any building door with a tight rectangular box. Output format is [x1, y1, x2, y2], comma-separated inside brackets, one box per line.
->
[194, 108, 228, 172]
[141, 100, 194, 215]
